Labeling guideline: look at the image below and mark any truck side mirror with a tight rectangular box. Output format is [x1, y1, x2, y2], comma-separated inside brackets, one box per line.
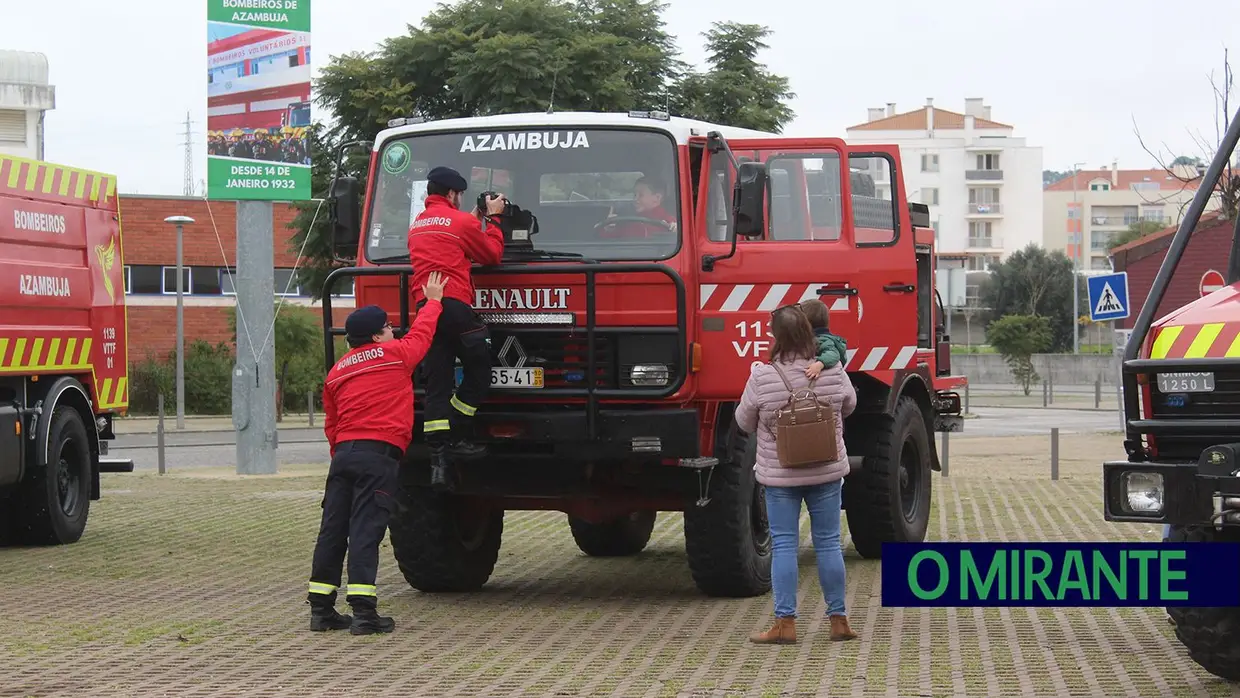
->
[732, 161, 767, 237]
[329, 176, 361, 260]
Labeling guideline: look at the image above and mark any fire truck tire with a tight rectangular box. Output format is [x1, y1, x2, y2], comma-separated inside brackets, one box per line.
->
[683, 420, 772, 598]
[844, 395, 931, 559]
[15, 407, 92, 546]
[568, 511, 657, 557]
[388, 484, 503, 593]
[1166, 525, 1240, 681]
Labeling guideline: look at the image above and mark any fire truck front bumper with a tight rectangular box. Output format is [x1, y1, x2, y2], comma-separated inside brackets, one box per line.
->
[411, 407, 702, 463]
[1103, 442, 1240, 525]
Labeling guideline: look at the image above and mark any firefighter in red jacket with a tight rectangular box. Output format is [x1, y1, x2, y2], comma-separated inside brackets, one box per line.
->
[306, 271, 445, 635]
[407, 166, 507, 489]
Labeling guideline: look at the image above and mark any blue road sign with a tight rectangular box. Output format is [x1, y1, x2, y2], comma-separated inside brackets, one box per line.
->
[1087, 272, 1130, 322]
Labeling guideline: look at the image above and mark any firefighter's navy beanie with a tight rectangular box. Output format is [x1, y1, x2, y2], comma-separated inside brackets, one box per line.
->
[345, 305, 388, 339]
[427, 166, 468, 192]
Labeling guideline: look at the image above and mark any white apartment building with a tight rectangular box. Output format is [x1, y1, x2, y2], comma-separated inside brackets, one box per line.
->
[0, 50, 54, 160]
[844, 98, 1044, 272]
[1043, 162, 1209, 274]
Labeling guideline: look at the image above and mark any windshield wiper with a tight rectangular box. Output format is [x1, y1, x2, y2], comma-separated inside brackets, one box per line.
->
[504, 248, 587, 261]
[369, 254, 411, 264]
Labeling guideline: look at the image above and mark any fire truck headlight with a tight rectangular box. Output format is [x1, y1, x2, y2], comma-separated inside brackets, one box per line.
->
[630, 364, 669, 386]
[1122, 471, 1164, 514]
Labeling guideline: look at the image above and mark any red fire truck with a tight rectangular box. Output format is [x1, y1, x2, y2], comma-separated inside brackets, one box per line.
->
[0, 154, 134, 546]
[322, 111, 966, 597]
[1102, 104, 1240, 680]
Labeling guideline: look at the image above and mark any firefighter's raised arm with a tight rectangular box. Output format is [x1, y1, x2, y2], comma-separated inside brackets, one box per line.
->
[392, 271, 446, 371]
[461, 194, 507, 266]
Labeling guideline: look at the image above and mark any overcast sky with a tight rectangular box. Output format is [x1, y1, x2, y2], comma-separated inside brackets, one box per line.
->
[8, 0, 1239, 195]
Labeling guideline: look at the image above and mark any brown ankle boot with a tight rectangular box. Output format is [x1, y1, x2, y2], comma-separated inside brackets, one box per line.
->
[830, 614, 858, 641]
[749, 616, 796, 645]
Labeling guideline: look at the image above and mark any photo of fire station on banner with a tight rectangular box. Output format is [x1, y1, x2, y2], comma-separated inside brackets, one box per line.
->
[206, 0, 312, 201]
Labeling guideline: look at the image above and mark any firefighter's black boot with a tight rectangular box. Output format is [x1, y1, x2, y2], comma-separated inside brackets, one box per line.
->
[308, 596, 352, 632]
[447, 421, 488, 461]
[350, 606, 396, 635]
[429, 446, 452, 492]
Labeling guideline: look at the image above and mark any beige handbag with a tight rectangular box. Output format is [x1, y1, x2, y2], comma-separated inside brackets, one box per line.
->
[770, 362, 840, 467]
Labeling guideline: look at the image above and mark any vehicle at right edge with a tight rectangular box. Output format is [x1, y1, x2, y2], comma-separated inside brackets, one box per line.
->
[1102, 103, 1240, 681]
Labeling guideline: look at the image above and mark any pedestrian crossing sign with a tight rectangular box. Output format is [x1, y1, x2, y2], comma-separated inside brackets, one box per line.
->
[1087, 272, 1130, 322]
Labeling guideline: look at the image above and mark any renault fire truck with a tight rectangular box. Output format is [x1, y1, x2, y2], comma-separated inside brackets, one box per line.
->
[0, 154, 134, 546]
[321, 111, 966, 597]
[1102, 104, 1240, 680]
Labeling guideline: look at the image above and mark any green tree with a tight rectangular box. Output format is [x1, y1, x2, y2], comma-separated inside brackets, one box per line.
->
[1108, 218, 1167, 251]
[292, 0, 793, 299]
[980, 243, 1084, 352]
[673, 22, 796, 133]
[986, 314, 1052, 395]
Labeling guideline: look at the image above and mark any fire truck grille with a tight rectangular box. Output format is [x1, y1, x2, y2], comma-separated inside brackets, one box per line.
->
[1148, 368, 1240, 460]
[489, 331, 618, 389]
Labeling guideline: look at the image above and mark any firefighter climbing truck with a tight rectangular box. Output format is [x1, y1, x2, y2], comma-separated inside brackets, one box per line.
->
[1102, 103, 1240, 681]
[321, 110, 966, 597]
[0, 154, 134, 545]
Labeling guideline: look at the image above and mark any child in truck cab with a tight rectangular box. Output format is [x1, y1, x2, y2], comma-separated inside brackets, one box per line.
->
[598, 175, 678, 238]
[799, 298, 848, 379]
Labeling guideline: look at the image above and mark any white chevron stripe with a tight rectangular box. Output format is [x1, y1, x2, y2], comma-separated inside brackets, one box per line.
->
[859, 347, 888, 371]
[844, 348, 858, 368]
[699, 284, 717, 310]
[889, 346, 917, 369]
[797, 284, 820, 302]
[830, 297, 848, 311]
[719, 284, 753, 312]
[757, 284, 792, 311]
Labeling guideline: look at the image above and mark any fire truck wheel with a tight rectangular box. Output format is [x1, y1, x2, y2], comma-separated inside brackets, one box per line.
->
[1166, 525, 1240, 681]
[683, 419, 772, 598]
[568, 511, 657, 557]
[844, 395, 932, 559]
[388, 484, 504, 593]
[16, 407, 92, 545]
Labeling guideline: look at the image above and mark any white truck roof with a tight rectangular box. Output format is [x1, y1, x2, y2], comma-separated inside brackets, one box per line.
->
[372, 111, 777, 151]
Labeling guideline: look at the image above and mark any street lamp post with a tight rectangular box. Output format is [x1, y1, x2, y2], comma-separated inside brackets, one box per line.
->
[1071, 162, 1085, 355]
[164, 215, 195, 430]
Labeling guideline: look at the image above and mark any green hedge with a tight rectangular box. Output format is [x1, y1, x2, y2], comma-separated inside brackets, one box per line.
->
[126, 304, 347, 416]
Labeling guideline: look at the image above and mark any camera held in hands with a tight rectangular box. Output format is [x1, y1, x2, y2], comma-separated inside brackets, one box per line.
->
[477, 190, 538, 250]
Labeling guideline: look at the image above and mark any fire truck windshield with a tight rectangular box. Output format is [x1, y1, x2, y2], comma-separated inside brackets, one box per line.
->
[364, 128, 680, 263]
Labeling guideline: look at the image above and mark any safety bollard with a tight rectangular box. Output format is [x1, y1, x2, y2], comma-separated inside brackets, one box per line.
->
[308, 390, 315, 427]
[1095, 374, 1101, 408]
[963, 384, 970, 415]
[1050, 427, 1059, 481]
[157, 393, 166, 476]
[1048, 367, 1054, 405]
[1043, 380, 1048, 407]
[941, 431, 950, 477]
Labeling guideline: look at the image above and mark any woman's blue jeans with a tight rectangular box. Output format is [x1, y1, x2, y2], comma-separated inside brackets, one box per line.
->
[764, 480, 847, 618]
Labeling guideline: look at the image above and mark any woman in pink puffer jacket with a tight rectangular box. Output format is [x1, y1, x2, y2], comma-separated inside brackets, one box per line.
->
[735, 304, 858, 645]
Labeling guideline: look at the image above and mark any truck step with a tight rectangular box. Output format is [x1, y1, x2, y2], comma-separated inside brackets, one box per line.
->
[99, 458, 135, 473]
[677, 457, 719, 469]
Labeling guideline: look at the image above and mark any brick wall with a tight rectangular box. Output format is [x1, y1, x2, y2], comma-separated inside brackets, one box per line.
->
[126, 303, 354, 361]
[117, 194, 308, 267]
[1112, 216, 1235, 330]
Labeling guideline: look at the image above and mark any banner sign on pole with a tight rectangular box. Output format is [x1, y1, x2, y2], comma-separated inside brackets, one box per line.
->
[206, 0, 312, 201]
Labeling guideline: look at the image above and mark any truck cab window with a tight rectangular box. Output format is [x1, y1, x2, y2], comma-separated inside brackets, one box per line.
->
[767, 154, 843, 241]
[848, 154, 898, 246]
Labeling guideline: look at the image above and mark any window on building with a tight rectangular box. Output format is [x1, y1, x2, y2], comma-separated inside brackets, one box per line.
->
[162, 267, 192, 294]
[968, 221, 993, 246]
[975, 153, 1000, 170]
[1090, 256, 1112, 271]
[1091, 182, 1110, 191]
[921, 187, 939, 206]
[921, 154, 939, 172]
[129, 266, 162, 294]
[274, 269, 300, 296]
[122, 266, 132, 294]
[192, 267, 223, 295]
[0, 110, 27, 144]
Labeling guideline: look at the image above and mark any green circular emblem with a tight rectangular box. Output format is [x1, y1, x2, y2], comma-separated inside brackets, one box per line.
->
[383, 142, 411, 174]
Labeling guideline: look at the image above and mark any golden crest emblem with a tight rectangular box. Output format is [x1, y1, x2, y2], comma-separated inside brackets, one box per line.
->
[95, 236, 117, 302]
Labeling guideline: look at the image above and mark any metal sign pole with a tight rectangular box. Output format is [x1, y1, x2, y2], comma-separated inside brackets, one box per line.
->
[233, 201, 278, 475]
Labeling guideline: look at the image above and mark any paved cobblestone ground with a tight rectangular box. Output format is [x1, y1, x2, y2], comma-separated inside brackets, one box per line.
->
[3, 434, 1239, 698]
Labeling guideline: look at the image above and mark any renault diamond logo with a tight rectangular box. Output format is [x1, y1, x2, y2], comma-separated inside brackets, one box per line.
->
[497, 336, 527, 368]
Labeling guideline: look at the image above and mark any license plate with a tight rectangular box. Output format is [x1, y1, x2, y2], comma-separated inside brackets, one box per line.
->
[1157, 372, 1215, 393]
[454, 366, 544, 388]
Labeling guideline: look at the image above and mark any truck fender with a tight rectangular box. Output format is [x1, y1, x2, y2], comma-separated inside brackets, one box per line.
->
[883, 367, 941, 473]
[31, 377, 101, 499]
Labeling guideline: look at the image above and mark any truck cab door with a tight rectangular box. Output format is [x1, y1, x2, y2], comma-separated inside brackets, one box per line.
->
[692, 137, 921, 401]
